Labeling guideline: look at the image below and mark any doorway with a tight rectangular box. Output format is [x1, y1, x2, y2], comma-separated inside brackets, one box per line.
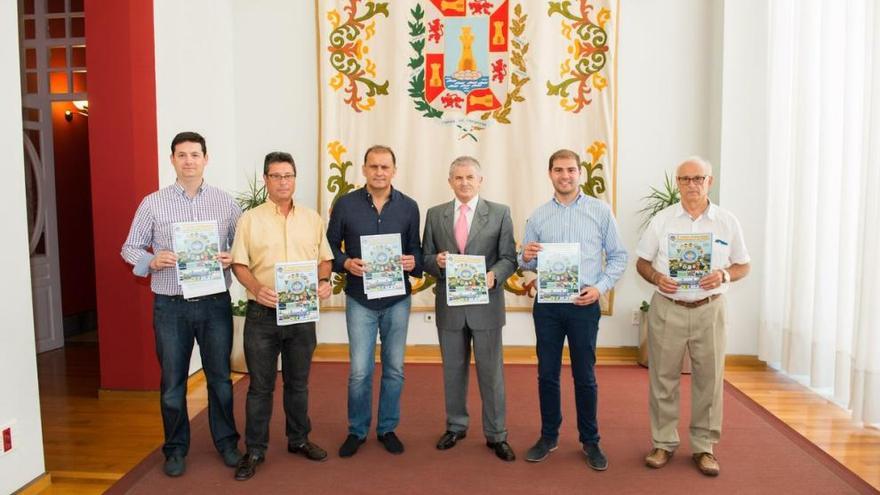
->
[19, 0, 97, 351]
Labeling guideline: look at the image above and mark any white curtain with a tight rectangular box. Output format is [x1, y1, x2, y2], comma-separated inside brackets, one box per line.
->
[761, 0, 880, 425]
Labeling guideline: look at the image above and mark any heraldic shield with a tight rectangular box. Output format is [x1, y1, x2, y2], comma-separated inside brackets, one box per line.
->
[424, 0, 510, 115]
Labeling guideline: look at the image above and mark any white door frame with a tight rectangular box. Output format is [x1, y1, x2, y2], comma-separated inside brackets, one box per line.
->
[19, 0, 88, 352]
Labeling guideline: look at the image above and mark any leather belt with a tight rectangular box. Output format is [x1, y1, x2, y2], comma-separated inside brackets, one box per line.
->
[247, 300, 276, 312]
[160, 292, 228, 303]
[660, 293, 719, 309]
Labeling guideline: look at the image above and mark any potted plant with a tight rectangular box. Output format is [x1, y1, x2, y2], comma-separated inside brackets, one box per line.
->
[229, 173, 267, 373]
[636, 172, 691, 373]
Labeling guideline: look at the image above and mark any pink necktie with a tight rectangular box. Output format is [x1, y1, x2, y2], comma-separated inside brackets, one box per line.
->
[455, 204, 470, 253]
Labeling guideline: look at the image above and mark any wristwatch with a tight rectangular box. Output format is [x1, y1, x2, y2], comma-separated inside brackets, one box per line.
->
[720, 269, 730, 284]
[319, 278, 331, 283]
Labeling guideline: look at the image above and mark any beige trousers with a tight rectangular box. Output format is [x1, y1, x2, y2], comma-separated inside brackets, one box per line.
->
[647, 292, 727, 454]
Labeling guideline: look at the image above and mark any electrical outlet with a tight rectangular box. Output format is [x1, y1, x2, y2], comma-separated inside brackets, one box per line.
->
[0, 422, 13, 456]
[424, 313, 435, 323]
[631, 310, 641, 326]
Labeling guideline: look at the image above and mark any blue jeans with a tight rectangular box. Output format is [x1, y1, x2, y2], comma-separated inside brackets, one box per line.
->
[345, 295, 411, 438]
[152, 292, 239, 458]
[243, 301, 316, 455]
[533, 301, 601, 445]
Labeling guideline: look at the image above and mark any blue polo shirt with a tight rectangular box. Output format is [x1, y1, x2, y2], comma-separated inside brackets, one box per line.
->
[327, 187, 423, 310]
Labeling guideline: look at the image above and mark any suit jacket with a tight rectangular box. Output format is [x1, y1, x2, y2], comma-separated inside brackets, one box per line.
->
[423, 198, 517, 330]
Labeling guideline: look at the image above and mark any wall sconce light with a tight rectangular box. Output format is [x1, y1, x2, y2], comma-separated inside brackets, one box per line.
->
[73, 100, 89, 116]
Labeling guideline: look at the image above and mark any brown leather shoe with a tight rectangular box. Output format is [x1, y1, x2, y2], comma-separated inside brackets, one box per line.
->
[692, 452, 720, 476]
[645, 448, 673, 469]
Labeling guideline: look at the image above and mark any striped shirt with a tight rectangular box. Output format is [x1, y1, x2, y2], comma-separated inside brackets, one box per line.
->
[121, 181, 241, 296]
[518, 192, 628, 294]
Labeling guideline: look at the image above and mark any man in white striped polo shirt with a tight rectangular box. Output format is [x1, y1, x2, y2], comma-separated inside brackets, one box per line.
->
[121, 132, 242, 477]
[518, 149, 628, 470]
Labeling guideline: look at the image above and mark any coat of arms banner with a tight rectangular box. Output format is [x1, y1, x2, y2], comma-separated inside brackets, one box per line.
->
[318, 0, 619, 311]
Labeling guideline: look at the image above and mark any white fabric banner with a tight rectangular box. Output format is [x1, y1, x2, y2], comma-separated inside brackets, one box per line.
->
[318, 0, 618, 311]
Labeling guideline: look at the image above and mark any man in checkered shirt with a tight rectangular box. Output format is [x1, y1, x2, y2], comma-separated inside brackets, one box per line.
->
[121, 132, 242, 477]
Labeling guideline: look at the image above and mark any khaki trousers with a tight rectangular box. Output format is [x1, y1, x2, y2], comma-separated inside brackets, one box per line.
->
[647, 292, 726, 454]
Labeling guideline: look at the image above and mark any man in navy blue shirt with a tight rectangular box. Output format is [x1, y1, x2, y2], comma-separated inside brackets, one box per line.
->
[327, 145, 423, 457]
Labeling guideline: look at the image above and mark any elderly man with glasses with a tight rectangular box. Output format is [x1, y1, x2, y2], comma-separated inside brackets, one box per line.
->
[635, 157, 751, 477]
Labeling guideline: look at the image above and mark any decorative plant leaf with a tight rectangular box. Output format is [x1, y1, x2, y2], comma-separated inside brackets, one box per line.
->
[235, 172, 267, 211]
[637, 171, 680, 231]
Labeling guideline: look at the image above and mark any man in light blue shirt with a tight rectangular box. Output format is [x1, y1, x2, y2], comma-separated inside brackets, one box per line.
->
[518, 149, 627, 470]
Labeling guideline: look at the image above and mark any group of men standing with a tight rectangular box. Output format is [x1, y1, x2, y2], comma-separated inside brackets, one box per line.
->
[122, 132, 749, 481]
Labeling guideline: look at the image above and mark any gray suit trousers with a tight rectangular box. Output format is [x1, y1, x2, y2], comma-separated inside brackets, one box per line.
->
[438, 325, 507, 442]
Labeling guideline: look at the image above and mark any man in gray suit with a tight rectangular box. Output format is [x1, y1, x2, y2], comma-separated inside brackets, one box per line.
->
[423, 156, 517, 461]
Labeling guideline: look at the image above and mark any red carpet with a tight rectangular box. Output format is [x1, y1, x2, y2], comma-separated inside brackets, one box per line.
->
[108, 363, 878, 494]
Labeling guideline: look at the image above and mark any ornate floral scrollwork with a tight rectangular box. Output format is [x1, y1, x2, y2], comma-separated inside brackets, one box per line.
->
[327, 1, 390, 112]
[480, 4, 530, 125]
[580, 141, 608, 198]
[546, 1, 612, 113]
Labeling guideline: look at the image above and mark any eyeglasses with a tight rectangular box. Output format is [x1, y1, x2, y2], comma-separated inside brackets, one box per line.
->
[266, 174, 296, 182]
[676, 176, 708, 185]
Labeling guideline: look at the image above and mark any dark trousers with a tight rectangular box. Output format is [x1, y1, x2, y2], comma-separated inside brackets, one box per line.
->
[533, 301, 601, 444]
[152, 292, 239, 458]
[243, 301, 317, 455]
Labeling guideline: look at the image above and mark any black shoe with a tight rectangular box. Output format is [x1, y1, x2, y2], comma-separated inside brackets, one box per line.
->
[583, 442, 608, 471]
[234, 453, 264, 481]
[221, 447, 242, 467]
[378, 432, 405, 454]
[436, 430, 467, 450]
[163, 455, 185, 477]
[338, 434, 366, 458]
[524, 437, 558, 462]
[486, 441, 516, 462]
[288, 441, 328, 462]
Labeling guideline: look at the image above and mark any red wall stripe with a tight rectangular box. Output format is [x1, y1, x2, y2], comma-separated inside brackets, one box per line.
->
[85, 0, 160, 390]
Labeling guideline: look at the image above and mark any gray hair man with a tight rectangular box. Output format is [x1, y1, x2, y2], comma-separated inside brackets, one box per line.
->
[422, 156, 518, 461]
[635, 156, 751, 476]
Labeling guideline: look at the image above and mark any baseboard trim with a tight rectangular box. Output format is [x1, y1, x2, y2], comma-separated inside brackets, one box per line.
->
[312, 344, 639, 364]
[313, 344, 764, 369]
[48, 470, 123, 481]
[98, 370, 209, 397]
[14, 473, 51, 495]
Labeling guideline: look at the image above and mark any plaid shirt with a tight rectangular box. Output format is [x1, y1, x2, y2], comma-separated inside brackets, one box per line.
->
[121, 181, 241, 296]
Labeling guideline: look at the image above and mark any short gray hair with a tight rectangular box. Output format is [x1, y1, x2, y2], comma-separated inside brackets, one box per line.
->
[448, 156, 483, 178]
[676, 156, 714, 177]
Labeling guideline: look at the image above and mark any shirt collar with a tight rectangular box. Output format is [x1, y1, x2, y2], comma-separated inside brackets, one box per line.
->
[173, 179, 206, 197]
[268, 198, 295, 216]
[454, 195, 479, 212]
[551, 191, 584, 207]
[364, 185, 396, 204]
[674, 200, 717, 221]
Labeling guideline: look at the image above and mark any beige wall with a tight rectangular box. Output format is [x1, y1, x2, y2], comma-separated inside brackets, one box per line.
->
[0, 0, 46, 491]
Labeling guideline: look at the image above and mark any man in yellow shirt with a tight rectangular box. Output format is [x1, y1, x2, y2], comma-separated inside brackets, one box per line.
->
[230, 152, 334, 481]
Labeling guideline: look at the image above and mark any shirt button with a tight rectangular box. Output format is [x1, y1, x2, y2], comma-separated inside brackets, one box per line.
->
[378, 219, 382, 223]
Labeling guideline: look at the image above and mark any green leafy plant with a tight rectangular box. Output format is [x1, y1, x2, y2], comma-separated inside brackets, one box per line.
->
[637, 171, 679, 232]
[235, 172, 267, 212]
[232, 299, 248, 317]
[232, 172, 267, 312]
[637, 172, 681, 316]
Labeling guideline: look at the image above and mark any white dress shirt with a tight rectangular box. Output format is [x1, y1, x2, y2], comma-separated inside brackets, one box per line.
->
[453, 195, 480, 234]
[636, 202, 750, 302]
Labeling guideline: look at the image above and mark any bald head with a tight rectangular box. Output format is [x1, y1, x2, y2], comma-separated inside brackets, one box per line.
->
[676, 156, 713, 177]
